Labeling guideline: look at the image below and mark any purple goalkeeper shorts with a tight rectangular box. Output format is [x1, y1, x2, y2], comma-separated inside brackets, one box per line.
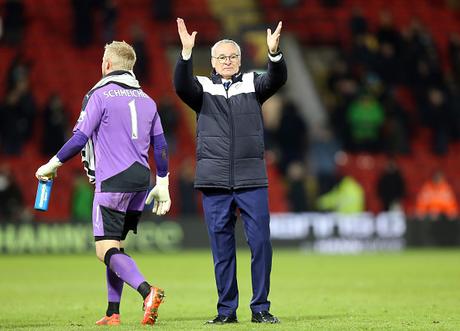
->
[92, 191, 148, 241]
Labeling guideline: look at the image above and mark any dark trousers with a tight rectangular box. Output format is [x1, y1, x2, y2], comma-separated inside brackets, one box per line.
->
[201, 187, 272, 316]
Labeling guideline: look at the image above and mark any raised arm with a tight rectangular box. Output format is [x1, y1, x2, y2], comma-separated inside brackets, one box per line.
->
[255, 21, 288, 104]
[177, 17, 197, 59]
[173, 18, 203, 112]
[267, 21, 282, 54]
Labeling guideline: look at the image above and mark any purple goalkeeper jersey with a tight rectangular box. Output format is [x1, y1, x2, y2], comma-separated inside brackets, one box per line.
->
[74, 77, 163, 193]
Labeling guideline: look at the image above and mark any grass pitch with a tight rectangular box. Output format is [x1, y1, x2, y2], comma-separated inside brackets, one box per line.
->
[0, 249, 459, 330]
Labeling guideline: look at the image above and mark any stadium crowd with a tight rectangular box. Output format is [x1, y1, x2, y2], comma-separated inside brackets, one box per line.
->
[0, 0, 459, 223]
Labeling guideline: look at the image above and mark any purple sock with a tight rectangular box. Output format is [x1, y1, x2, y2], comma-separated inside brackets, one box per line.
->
[108, 253, 146, 290]
[107, 266, 124, 302]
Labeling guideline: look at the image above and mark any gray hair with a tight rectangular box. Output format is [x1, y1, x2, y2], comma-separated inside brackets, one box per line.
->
[211, 39, 241, 57]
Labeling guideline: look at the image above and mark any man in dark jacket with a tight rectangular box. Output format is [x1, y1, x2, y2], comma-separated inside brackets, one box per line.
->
[377, 159, 406, 211]
[174, 18, 287, 324]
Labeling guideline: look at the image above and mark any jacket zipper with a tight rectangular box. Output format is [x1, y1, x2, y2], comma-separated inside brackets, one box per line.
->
[226, 86, 234, 188]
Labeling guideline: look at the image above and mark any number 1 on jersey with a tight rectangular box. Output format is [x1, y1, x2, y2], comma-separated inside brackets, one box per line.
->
[128, 99, 138, 139]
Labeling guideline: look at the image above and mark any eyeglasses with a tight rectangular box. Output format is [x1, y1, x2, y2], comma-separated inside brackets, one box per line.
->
[213, 54, 240, 64]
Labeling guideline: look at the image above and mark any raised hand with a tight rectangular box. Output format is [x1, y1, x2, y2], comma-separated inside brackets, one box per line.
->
[177, 17, 197, 54]
[267, 21, 282, 54]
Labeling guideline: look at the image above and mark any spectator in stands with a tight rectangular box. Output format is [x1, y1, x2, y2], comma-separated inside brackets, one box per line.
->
[406, 18, 437, 60]
[41, 93, 69, 157]
[130, 24, 150, 84]
[174, 18, 286, 324]
[426, 87, 451, 155]
[327, 57, 355, 95]
[446, 83, 460, 141]
[71, 0, 95, 47]
[316, 175, 365, 214]
[363, 71, 385, 100]
[1, 76, 36, 155]
[350, 32, 379, 73]
[376, 10, 401, 55]
[285, 161, 310, 212]
[401, 18, 439, 86]
[349, 7, 368, 37]
[346, 90, 385, 152]
[448, 32, 460, 84]
[377, 159, 406, 211]
[277, 99, 308, 174]
[1, 0, 25, 46]
[71, 174, 94, 223]
[261, 94, 282, 159]
[308, 127, 340, 195]
[156, 95, 178, 153]
[381, 92, 411, 155]
[0, 164, 26, 223]
[5, 52, 30, 93]
[415, 170, 459, 221]
[375, 42, 401, 85]
[327, 58, 358, 146]
[102, 0, 118, 44]
[413, 60, 446, 126]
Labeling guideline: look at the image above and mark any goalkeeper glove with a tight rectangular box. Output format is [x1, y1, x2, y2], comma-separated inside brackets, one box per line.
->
[146, 173, 171, 216]
[35, 156, 63, 181]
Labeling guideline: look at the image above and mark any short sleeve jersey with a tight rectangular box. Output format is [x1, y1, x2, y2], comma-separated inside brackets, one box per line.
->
[74, 83, 164, 192]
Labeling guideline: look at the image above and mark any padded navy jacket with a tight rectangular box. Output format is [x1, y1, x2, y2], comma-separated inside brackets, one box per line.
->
[174, 54, 287, 190]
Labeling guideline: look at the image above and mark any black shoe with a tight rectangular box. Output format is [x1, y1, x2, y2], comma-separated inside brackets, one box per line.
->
[205, 315, 238, 324]
[251, 311, 280, 323]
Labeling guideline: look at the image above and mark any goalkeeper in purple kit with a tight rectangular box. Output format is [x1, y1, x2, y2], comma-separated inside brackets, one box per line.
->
[35, 41, 170, 326]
